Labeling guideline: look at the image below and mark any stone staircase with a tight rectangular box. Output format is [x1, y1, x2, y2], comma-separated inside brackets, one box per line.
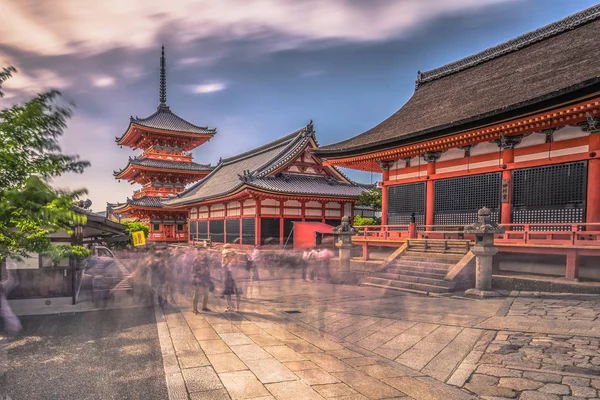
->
[360, 239, 473, 294]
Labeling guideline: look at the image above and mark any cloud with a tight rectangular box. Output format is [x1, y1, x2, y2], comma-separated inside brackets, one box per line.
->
[1, 0, 519, 56]
[191, 81, 227, 94]
[0, 62, 71, 98]
[91, 75, 116, 87]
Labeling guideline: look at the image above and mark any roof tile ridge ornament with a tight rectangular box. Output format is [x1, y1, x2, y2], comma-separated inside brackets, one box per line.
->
[303, 120, 314, 136]
[415, 70, 424, 90]
[158, 45, 170, 111]
[419, 3, 600, 84]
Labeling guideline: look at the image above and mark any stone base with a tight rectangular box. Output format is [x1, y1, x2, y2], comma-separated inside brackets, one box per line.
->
[329, 271, 360, 285]
[464, 288, 503, 298]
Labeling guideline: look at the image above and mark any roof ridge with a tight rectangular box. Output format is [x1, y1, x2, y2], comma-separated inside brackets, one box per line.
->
[417, 3, 600, 86]
[134, 107, 216, 132]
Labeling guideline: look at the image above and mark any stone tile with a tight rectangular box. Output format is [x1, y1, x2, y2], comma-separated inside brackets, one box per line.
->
[333, 370, 404, 399]
[498, 378, 543, 391]
[219, 332, 253, 346]
[193, 328, 221, 341]
[569, 385, 597, 397]
[463, 382, 517, 398]
[219, 370, 270, 400]
[238, 323, 265, 335]
[356, 320, 417, 351]
[206, 352, 248, 373]
[182, 366, 224, 393]
[265, 380, 324, 400]
[245, 358, 298, 384]
[189, 388, 231, 400]
[518, 391, 560, 400]
[385, 376, 476, 400]
[264, 345, 307, 362]
[282, 338, 324, 354]
[562, 376, 591, 387]
[538, 383, 570, 395]
[357, 363, 410, 379]
[295, 367, 340, 385]
[211, 323, 241, 334]
[312, 383, 360, 398]
[421, 328, 483, 382]
[522, 371, 563, 383]
[178, 350, 211, 369]
[592, 379, 600, 390]
[283, 360, 319, 371]
[327, 348, 363, 359]
[199, 339, 231, 355]
[377, 323, 440, 360]
[395, 325, 463, 371]
[344, 357, 379, 367]
[248, 334, 283, 347]
[230, 343, 273, 361]
[476, 364, 522, 377]
[306, 353, 352, 373]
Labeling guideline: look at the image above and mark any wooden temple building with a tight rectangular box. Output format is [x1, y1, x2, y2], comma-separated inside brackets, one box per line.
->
[314, 5, 600, 280]
[111, 47, 216, 242]
[165, 122, 364, 246]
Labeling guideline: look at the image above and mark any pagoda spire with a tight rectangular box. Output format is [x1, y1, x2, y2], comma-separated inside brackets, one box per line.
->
[159, 45, 168, 109]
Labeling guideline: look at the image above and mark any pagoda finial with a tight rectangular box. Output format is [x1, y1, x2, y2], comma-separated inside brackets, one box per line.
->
[159, 45, 168, 109]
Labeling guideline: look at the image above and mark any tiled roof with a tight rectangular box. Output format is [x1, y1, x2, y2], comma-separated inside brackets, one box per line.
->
[112, 196, 165, 210]
[165, 122, 361, 205]
[114, 158, 213, 176]
[315, 4, 600, 155]
[132, 106, 216, 135]
[249, 175, 364, 197]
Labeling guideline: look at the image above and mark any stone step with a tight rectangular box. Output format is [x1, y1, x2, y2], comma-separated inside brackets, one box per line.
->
[387, 265, 449, 277]
[394, 259, 455, 269]
[402, 252, 464, 262]
[373, 272, 455, 287]
[360, 282, 432, 296]
[361, 276, 453, 293]
[386, 268, 449, 279]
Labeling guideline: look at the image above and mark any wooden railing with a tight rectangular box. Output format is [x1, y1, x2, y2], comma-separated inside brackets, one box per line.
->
[354, 223, 600, 247]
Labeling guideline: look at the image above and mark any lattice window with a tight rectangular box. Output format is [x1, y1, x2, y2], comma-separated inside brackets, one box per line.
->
[197, 221, 208, 240]
[260, 218, 280, 245]
[226, 219, 240, 243]
[242, 218, 255, 245]
[209, 220, 224, 243]
[387, 182, 426, 224]
[434, 173, 501, 213]
[512, 162, 587, 208]
[188, 220, 197, 241]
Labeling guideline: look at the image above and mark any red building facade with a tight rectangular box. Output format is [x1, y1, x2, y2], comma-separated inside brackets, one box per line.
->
[112, 47, 216, 242]
[165, 123, 364, 247]
[314, 6, 600, 279]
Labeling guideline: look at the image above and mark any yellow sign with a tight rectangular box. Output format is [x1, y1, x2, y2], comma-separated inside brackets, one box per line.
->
[131, 231, 146, 247]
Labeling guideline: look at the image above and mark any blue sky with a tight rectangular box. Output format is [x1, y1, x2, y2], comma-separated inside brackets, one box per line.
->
[1, 0, 597, 211]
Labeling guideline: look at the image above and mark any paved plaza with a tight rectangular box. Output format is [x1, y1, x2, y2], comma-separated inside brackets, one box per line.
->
[154, 271, 600, 399]
[3, 269, 600, 399]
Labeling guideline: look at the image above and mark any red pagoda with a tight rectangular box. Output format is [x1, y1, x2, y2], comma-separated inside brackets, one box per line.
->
[112, 47, 216, 242]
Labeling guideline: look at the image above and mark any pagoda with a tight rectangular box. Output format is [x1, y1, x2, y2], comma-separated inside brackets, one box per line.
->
[112, 46, 216, 242]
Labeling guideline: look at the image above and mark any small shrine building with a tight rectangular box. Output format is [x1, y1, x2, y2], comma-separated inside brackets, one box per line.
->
[111, 47, 216, 242]
[165, 123, 364, 246]
[313, 5, 600, 279]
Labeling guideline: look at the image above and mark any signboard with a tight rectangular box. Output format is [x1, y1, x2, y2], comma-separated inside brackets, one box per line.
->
[501, 179, 510, 203]
[131, 231, 146, 247]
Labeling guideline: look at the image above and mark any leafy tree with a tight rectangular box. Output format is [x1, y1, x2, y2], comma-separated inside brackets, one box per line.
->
[353, 215, 379, 226]
[357, 187, 382, 211]
[106, 221, 149, 250]
[0, 67, 91, 260]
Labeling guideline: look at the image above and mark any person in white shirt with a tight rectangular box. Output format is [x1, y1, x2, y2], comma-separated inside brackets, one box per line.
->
[248, 246, 261, 281]
[301, 248, 314, 281]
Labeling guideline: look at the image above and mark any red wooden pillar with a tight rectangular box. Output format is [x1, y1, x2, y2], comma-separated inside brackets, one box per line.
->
[279, 201, 284, 245]
[501, 147, 514, 225]
[565, 249, 579, 280]
[380, 161, 391, 225]
[426, 161, 435, 226]
[587, 132, 600, 223]
[255, 198, 261, 246]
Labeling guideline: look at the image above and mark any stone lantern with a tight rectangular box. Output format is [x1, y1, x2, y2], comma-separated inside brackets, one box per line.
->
[464, 207, 505, 298]
[332, 215, 357, 272]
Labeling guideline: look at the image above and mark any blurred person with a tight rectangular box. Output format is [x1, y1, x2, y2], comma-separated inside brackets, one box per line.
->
[0, 263, 21, 336]
[222, 268, 241, 312]
[248, 246, 261, 281]
[150, 251, 167, 306]
[192, 251, 213, 313]
[317, 246, 334, 281]
[301, 247, 315, 281]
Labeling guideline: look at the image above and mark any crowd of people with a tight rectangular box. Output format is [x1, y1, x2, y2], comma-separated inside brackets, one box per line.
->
[126, 244, 335, 314]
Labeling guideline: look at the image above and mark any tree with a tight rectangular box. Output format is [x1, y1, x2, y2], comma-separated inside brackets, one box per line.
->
[0, 67, 91, 260]
[107, 221, 149, 250]
[357, 187, 382, 211]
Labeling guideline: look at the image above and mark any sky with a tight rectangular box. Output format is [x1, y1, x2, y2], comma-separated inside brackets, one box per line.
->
[1, 0, 598, 212]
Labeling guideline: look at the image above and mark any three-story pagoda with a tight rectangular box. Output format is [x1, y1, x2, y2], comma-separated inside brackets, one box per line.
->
[111, 46, 216, 242]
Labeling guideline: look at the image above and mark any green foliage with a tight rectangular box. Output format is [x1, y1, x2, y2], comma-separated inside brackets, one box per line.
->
[0, 67, 90, 260]
[42, 245, 91, 266]
[124, 221, 149, 238]
[354, 215, 379, 226]
[357, 187, 382, 211]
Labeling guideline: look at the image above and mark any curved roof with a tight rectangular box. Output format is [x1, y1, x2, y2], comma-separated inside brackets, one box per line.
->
[315, 4, 600, 156]
[249, 175, 364, 197]
[111, 195, 165, 211]
[114, 158, 213, 177]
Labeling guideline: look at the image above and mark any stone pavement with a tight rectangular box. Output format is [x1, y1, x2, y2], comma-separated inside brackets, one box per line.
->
[158, 274, 600, 399]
